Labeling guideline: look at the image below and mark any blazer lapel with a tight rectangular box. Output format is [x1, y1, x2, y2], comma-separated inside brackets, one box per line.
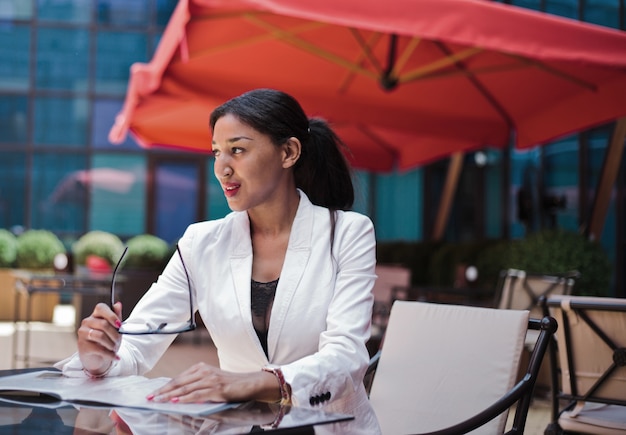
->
[267, 193, 314, 360]
[228, 212, 263, 357]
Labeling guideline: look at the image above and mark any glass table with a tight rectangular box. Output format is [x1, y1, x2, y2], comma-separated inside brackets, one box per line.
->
[0, 368, 354, 434]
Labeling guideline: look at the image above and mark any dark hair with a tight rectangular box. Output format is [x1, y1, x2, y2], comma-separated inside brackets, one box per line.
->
[209, 88, 354, 210]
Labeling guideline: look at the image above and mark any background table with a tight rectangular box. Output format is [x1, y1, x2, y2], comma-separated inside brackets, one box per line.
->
[11, 272, 113, 368]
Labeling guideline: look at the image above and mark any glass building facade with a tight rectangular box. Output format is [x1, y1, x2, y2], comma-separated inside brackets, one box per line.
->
[0, 0, 624, 296]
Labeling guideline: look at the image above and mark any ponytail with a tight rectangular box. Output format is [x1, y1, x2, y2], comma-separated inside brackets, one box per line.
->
[294, 118, 354, 211]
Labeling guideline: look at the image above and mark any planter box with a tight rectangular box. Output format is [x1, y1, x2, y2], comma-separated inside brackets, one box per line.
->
[0, 269, 58, 322]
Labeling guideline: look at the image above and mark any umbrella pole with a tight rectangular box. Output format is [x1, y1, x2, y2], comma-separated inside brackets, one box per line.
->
[432, 152, 464, 241]
[585, 117, 626, 241]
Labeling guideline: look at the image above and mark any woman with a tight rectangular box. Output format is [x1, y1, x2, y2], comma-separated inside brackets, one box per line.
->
[57, 88, 381, 433]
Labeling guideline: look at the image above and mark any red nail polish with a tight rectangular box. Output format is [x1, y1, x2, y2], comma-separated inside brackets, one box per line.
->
[146, 394, 154, 401]
[170, 397, 179, 403]
[115, 320, 122, 328]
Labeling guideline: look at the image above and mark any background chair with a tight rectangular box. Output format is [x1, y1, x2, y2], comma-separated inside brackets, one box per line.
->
[367, 300, 556, 434]
[544, 295, 626, 435]
[494, 269, 579, 316]
[370, 265, 411, 339]
[495, 269, 578, 351]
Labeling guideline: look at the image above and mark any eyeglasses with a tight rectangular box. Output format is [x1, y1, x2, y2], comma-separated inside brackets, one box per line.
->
[110, 244, 196, 335]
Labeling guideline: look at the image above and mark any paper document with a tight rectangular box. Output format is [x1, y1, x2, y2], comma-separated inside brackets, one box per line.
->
[0, 370, 235, 416]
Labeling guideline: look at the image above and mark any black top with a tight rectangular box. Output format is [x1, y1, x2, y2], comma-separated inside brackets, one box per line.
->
[251, 278, 278, 357]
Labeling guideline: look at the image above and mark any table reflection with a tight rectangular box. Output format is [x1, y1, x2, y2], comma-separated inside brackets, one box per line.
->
[0, 401, 352, 434]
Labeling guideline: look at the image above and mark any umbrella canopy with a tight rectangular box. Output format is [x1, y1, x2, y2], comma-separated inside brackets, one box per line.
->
[109, 0, 626, 172]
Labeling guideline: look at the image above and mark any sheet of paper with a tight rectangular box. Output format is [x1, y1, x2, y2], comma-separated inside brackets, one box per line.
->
[0, 370, 235, 416]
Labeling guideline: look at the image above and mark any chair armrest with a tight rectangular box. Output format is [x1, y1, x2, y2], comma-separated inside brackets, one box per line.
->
[364, 350, 381, 396]
[366, 350, 381, 376]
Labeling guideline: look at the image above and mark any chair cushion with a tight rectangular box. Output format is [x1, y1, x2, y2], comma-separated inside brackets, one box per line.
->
[369, 301, 529, 435]
[559, 403, 626, 434]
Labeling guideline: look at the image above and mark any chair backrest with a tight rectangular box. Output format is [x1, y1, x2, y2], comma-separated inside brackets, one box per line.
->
[547, 295, 626, 405]
[369, 300, 531, 434]
[496, 269, 578, 319]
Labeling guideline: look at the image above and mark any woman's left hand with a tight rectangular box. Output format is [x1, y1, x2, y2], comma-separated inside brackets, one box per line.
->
[147, 362, 280, 404]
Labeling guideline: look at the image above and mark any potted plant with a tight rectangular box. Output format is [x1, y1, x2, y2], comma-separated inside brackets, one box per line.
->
[0, 229, 17, 320]
[118, 234, 171, 315]
[14, 229, 67, 322]
[15, 229, 65, 270]
[72, 230, 125, 273]
[124, 234, 170, 270]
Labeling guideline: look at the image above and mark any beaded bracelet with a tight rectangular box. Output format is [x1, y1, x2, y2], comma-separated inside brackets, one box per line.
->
[260, 403, 287, 430]
[262, 366, 290, 405]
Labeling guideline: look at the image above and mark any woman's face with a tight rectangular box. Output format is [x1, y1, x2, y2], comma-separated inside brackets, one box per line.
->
[212, 114, 292, 212]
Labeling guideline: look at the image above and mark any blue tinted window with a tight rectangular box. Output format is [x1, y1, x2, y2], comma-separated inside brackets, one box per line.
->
[207, 160, 230, 219]
[0, 95, 28, 143]
[34, 97, 88, 146]
[483, 149, 504, 238]
[155, 161, 198, 243]
[510, 0, 542, 11]
[92, 98, 143, 149]
[543, 137, 579, 231]
[0, 151, 27, 228]
[90, 154, 146, 235]
[509, 147, 541, 239]
[588, 129, 610, 189]
[31, 152, 87, 232]
[545, 0, 580, 19]
[36, 27, 90, 91]
[584, 0, 620, 28]
[0, 24, 30, 91]
[352, 170, 372, 217]
[375, 170, 421, 241]
[0, 0, 33, 19]
[156, 0, 177, 26]
[95, 31, 147, 95]
[37, 0, 91, 23]
[97, 0, 149, 27]
[587, 128, 615, 265]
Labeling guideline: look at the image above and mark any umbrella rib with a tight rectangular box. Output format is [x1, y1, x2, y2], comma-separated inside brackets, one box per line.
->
[349, 28, 385, 73]
[398, 46, 483, 83]
[245, 15, 379, 80]
[505, 53, 598, 91]
[357, 124, 401, 163]
[189, 15, 325, 58]
[435, 41, 515, 130]
[338, 32, 385, 93]
[392, 37, 422, 77]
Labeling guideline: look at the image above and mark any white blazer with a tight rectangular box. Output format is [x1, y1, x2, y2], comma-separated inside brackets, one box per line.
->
[58, 191, 381, 433]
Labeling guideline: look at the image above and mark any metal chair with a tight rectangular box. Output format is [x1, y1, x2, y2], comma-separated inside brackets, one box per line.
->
[494, 269, 579, 317]
[543, 295, 626, 435]
[366, 300, 557, 434]
[494, 269, 578, 351]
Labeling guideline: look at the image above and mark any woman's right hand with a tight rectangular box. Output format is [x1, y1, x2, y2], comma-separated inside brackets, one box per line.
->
[77, 301, 123, 376]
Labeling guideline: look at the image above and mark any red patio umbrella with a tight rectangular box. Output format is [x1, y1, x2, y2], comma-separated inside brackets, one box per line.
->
[109, 0, 626, 172]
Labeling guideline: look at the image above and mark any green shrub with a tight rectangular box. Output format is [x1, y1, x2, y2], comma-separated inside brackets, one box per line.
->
[502, 229, 612, 296]
[0, 229, 17, 268]
[428, 240, 502, 288]
[16, 229, 66, 269]
[124, 234, 170, 270]
[73, 230, 125, 266]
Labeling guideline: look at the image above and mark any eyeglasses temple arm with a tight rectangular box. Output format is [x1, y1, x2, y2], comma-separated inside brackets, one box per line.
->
[176, 244, 196, 326]
[110, 246, 129, 310]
